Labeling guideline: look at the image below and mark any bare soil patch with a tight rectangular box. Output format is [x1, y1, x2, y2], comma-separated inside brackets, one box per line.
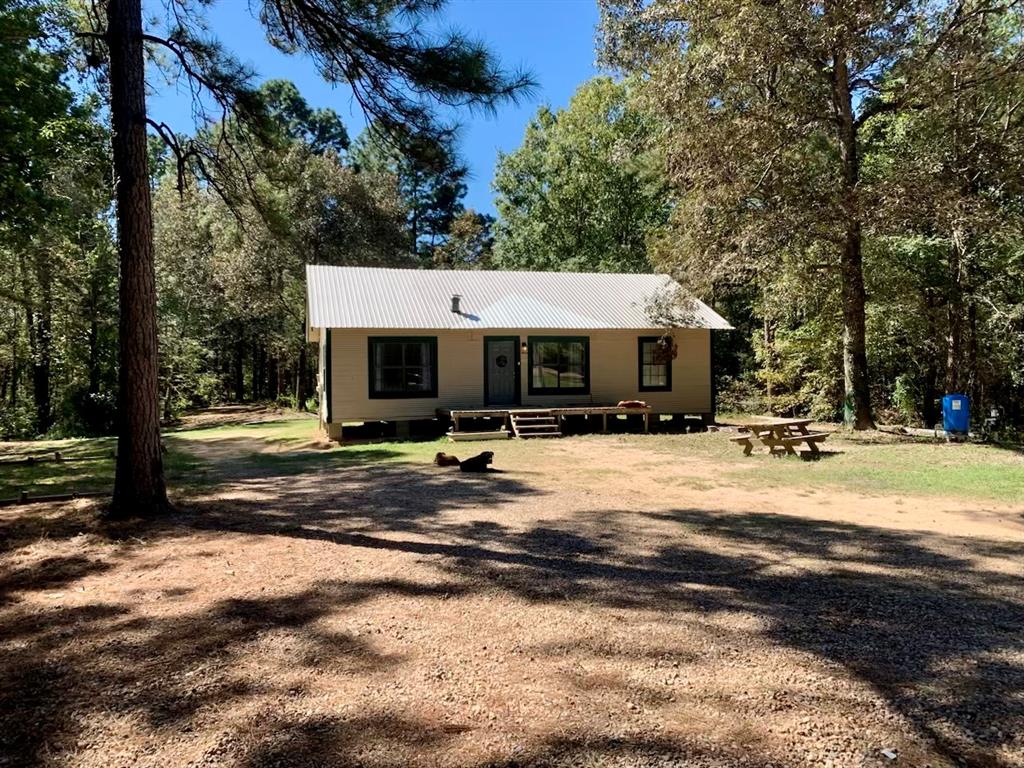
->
[1, 435, 1021, 768]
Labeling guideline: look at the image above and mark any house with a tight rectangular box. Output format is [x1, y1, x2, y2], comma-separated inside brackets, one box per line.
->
[306, 265, 731, 439]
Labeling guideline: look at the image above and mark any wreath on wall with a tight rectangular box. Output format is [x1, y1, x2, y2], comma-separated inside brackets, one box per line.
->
[653, 333, 678, 364]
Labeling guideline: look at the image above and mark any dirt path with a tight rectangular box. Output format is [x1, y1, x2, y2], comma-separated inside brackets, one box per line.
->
[170, 404, 309, 432]
[0, 437, 1021, 768]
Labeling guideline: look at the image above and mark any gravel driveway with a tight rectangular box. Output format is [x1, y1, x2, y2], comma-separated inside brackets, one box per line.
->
[0, 437, 1021, 768]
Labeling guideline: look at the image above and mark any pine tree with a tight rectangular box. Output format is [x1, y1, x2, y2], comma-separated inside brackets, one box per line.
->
[84, 0, 532, 516]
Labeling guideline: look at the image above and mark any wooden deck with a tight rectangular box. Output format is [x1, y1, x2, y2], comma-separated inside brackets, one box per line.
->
[438, 405, 654, 440]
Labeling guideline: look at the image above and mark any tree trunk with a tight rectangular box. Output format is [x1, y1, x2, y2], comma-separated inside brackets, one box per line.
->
[87, 274, 101, 396]
[268, 354, 279, 400]
[25, 303, 51, 435]
[233, 335, 245, 401]
[832, 51, 874, 430]
[29, 249, 53, 433]
[839, 227, 873, 429]
[251, 340, 263, 401]
[30, 334, 50, 433]
[87, 316, 100, 395]
[966, 297, 978, 405]
[921, 289, 940, 428]
[762, 315, 774, 415]
[19, 249, 52, 434]
[944, 230, 968, 394]
[9, 345, 17, 408]
[296, 340, 308, 410]
[107, 0, 168, 517]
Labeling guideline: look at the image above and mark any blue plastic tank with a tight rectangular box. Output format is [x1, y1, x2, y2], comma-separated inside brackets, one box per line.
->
[942, 394, 970, 434]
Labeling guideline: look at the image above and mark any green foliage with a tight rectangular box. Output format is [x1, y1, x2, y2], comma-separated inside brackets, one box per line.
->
[859, 7, 1024, 421]
[0, 0, 117, 438]
[599, 0, 1024, 427]
[2, 0, 533, 457]
[152, 80, 409, 419]
[433, 209, 494, 268]
[0, 403, 37, 440]
[256, 0, 534, 140]
[0, 0, 74, 238]
[891, 375, 919, 426]
[351, 124, 468, 261]
[258, 79, 349, 153]
[492, 77, 667, 272]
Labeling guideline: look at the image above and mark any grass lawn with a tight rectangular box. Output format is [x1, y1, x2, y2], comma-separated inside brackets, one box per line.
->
[0, 417, 436, 498]
[1, 409, 1022, 767]
[0, 434, 205, 499]
[636, 431, 1024, 503]
[4, 414, 1019, 502]
[0, 437, 116, 498]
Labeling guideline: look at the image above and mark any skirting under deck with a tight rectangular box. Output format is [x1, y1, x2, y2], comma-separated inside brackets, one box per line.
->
[439, 405, 655, 440]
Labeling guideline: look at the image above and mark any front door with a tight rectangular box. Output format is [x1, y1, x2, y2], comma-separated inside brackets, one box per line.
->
[485, 336, 519, 406]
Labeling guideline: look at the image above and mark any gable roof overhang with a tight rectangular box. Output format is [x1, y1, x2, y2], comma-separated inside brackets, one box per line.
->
[306, 266, 732, 337]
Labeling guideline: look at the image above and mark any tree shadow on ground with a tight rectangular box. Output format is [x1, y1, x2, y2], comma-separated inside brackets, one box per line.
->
[164, 436, 411, 486]
[237, 725, 766, 768]
[163, 467, 1020, 768]
[431, 509, 1023, 768]
[174, 460, 546, 538]
[1, 458, 1021, 767]
[0, 500, 102, 554]
[235, 712, 473, 768]
[0, 573, 469, 765]
[0, 463, 540, 766]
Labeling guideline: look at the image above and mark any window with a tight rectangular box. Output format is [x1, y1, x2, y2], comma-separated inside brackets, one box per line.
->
[528, 336, 589, 395]
[368, 337, 438, 398]
[638, 337, 672, 391]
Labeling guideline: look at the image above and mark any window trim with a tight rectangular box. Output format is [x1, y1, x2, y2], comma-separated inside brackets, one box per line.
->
[367, 336, 439, 399]
[527, 335, 590, 396]
[638, 336, 672, 392]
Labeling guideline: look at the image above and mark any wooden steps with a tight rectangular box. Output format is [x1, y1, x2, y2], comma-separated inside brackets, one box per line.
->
[510, 410, 562, 438]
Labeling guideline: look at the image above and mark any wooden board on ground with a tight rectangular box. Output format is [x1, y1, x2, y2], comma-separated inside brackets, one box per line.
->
[448, 430, 510, 442]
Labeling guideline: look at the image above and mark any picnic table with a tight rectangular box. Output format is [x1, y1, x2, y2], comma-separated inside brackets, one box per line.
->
[729, 418, 829, 457]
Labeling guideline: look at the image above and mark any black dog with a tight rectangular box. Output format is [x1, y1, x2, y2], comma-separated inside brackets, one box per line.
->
[457, 451, 494, 472]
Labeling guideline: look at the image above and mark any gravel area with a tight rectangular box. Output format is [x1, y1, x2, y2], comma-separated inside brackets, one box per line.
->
[0, 436, 1021, 768]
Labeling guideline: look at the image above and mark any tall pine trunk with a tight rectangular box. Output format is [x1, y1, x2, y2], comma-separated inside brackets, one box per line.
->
[9, 342, 17, 407]
[832, 52, 874, 430]
[296, 339, 308, 411]
[922, 288, 940, 427]
[29, 249, 53, 433]
[945, 235, 966, 394]
[108, 0, 168, 517]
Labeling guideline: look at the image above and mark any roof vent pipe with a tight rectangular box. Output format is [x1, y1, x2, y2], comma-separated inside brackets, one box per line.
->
[451, 294, 461, 314]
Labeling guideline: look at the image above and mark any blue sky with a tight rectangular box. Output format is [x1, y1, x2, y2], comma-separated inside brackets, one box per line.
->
[146, 0, 602, 215]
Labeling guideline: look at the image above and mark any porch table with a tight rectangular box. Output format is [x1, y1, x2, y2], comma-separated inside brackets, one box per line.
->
[729, 418, 828, 457]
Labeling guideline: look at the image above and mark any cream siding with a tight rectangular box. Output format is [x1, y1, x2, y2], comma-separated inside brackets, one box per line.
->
[320, 328, 711, 424]
[319, 331, 329, 424]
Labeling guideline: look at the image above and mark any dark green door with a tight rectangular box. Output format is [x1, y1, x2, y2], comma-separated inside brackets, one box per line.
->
[485, 337, 518, 406]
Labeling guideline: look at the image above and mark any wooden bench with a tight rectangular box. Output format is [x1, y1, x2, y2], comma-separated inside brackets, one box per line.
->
[772, 431, 829, 456]
[729, 433, 755, 456]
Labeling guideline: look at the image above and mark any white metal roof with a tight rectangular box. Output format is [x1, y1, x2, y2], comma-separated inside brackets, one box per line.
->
[306, 265, 732, 331]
